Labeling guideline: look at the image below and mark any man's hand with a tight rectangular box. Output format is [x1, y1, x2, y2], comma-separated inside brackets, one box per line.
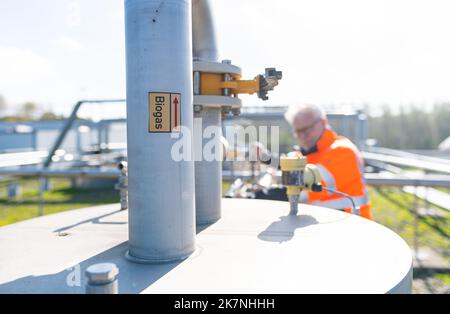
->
[249, 141, 271, 163]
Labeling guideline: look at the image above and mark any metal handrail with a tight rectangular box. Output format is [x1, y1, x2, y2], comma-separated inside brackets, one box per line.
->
[43, 99, 126, 168]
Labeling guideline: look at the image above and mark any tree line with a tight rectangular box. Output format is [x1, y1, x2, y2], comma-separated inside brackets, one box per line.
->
[0, 95, 64, 122]
[367, 103, 450, 150]
[1, 94, 449, 150]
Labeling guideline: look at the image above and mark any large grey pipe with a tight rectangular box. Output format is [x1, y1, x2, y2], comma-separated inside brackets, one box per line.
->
[192, 0, 218, 62]
[192, 0, 222, 225]
[125, 0, 196, 263]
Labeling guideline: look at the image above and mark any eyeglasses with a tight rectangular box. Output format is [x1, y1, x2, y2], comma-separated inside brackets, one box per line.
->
[293, 118, 321, 137]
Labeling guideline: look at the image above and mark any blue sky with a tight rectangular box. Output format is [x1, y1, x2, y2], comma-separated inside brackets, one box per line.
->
[1, 0, 449, 118]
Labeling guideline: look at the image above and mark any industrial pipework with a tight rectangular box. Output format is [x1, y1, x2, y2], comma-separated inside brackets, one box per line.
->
[125, 0, 282, 263]
[125, 0, 196, 263]
[192, 0, 282, 225]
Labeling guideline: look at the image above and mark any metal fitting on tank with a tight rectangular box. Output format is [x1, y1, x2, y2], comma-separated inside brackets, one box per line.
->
[85, 263, 119, 294]
[115, 161, 128, 211]
[280, 156, 322, 215]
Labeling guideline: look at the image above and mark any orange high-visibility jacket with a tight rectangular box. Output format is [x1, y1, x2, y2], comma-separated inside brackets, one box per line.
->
[295, 128, 373, 220]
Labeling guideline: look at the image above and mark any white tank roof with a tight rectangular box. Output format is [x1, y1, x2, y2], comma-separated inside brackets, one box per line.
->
[0, 199, 412, 294]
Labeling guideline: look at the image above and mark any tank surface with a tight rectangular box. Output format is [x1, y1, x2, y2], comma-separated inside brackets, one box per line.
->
[0, 199, 412, 294]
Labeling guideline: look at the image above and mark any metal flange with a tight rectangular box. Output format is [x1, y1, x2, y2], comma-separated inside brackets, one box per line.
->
[193, 61, 242, 76]
[193, 60, 243, 112]
[193, 95, 242, 109]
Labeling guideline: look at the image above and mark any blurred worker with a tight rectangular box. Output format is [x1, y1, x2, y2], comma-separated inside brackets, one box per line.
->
[256, 104, 373, 220]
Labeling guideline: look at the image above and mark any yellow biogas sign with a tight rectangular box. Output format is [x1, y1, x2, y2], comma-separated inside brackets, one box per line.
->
[149, 92, 181, 133]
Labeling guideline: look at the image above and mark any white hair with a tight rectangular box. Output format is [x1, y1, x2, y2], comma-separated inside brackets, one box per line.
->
[284, 103, 327, 125]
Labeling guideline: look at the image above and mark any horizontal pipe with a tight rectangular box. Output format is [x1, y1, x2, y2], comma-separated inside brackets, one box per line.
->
[367, 146, 450, 165]
[2, 170, 449, 188]
[0, 151, 48, 168]
[222, 170, 450, 188]
[362, 152, 450, 175]
[364, 173, 450, 188]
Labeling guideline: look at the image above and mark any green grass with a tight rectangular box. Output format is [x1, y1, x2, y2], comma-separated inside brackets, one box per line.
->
[1, 179, 449, 259]
[434, 273, 450, 286]
[222, 181, 231, 194]
[0, 178, 119, 227]
[369, 186, 450, 258]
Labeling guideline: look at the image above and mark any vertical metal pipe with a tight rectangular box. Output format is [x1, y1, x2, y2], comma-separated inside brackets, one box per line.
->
[32, 129, 37, 151]
[192, 0, 222, 225]
[193, 71, 201, 95]
[289, 195, 299, 216]
[125, 0, 196, 262]
[192, 0, 218, 61]
[358, 112, 368, 150]
[194, 108, 222, 225]
[104, 123, 110, 149]
[38, 176, 45, 216]
[76, 122, 82, 154]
